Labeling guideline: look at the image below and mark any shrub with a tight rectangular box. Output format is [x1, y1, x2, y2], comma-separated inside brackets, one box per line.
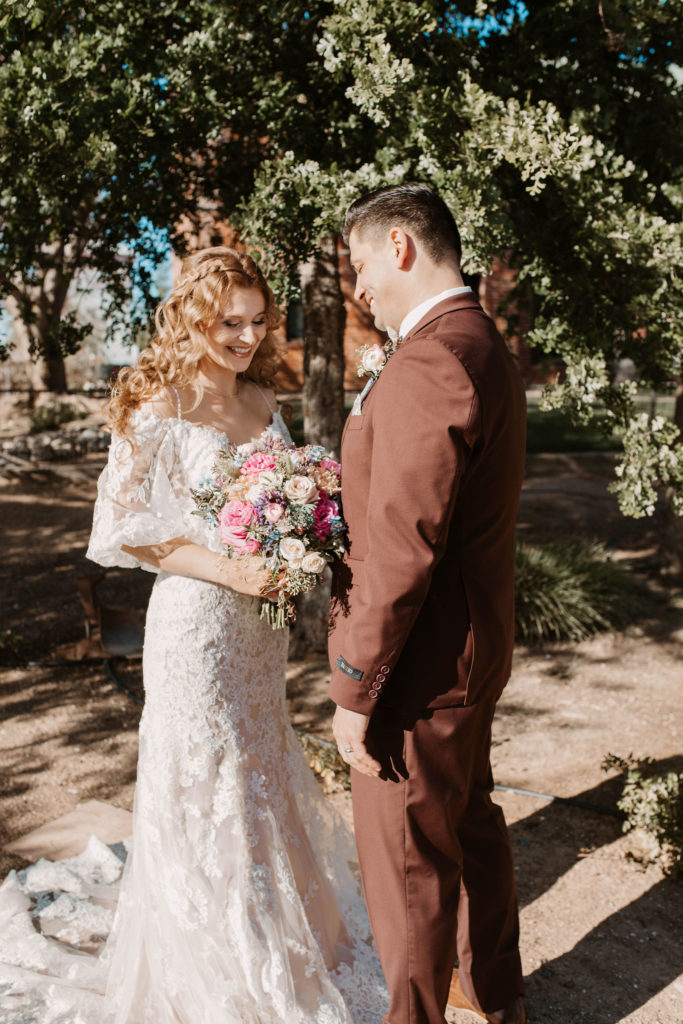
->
[602, 753, 683, 876]
[29, 400, 87, 434]
[0, 629, 22, 661]
[515, 539, 648, 645]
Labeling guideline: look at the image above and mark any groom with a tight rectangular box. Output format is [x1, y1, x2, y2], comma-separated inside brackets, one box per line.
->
[328, 184, 527, 1024]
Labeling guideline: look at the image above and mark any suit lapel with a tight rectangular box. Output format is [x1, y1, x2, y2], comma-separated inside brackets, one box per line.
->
[342, 294, 482, 448]
[343, 363, 384, 446]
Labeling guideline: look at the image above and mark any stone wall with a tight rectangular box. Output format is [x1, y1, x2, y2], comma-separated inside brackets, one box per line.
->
[1, 424, 110, 465]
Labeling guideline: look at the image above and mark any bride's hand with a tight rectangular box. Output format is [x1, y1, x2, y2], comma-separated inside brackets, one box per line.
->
[225, 556, 283, 599]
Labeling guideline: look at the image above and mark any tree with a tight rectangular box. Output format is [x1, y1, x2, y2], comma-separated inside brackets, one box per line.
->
[4, 1, 683, 555]
[240, 0, 683, 548]
[480, 0, 683, 568]
[194, 1, 378, 457]
[0, 1, 218, 388]
[0, 1, 372, 446]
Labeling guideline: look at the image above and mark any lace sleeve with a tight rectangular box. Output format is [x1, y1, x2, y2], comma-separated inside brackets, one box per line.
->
[86, 413, 186, 571]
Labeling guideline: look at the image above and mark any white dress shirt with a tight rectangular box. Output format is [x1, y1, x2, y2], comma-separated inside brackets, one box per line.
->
[396, 286, 472, 341]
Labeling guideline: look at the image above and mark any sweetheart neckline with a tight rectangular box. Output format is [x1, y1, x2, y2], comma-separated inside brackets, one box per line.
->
[134, 407, 286, 448]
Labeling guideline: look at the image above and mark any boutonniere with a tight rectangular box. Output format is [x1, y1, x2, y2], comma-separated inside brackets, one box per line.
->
[356, 333, 401, 383]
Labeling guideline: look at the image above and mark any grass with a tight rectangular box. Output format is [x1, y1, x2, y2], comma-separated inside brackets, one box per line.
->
[0, 629, 23, 662]
[525, 405, 621, 453]
[525, 392, 675, 454]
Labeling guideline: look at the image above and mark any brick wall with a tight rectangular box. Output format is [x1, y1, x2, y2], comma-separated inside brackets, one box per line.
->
[275, 238, 385, 394]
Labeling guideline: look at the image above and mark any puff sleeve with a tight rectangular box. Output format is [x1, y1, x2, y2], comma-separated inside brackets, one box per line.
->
[86, 414, 187, 571]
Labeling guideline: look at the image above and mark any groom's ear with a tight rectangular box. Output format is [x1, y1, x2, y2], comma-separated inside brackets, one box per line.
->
[388, 227, 411, 269]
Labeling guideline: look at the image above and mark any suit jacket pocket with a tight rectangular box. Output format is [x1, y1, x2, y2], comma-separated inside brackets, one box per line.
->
[415, 632, 475, 709]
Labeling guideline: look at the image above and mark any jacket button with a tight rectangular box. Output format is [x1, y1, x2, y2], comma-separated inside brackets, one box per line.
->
[371, 682, 382, 691]
[380, 665, 390, 673]
[368, 691, 379, 699]
[376, 673, 386, 683]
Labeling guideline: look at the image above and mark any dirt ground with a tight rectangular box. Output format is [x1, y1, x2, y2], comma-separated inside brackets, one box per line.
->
[1, 450, 682, 1024]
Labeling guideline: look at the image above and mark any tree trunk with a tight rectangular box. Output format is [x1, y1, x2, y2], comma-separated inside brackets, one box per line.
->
[661, 375, 683, 578]
[33, 261, 70, 392]
[6, 285, 69, 393]
[299, 235, 346, 456]
[27, 354, 67, 393]
[290, 237, 346, 656]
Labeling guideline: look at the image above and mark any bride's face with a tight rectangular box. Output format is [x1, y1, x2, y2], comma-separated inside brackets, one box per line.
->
[202, 287, 268, 375]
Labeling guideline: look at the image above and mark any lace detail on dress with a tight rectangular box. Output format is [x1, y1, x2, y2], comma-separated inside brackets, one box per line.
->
[0, 408, 386, 1024]
[86, 403, 292, 572]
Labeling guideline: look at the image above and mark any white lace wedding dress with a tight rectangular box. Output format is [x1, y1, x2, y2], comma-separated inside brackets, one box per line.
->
[0, 400, 387, 1024]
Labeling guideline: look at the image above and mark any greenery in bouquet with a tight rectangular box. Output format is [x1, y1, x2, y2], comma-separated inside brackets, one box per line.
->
[192, 432, 345, 628]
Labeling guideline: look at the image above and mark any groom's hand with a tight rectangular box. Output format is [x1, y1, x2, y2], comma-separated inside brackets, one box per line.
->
[333, 706, 381, 778]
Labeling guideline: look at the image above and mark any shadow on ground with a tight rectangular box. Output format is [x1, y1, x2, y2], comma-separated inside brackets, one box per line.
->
[0, 662, 141, 874]
[507, 771, 683, 1024]
[523, 879, 681, 1024]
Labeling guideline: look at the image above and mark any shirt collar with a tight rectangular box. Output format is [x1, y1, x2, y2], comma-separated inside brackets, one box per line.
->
[395, 286, 472, 342]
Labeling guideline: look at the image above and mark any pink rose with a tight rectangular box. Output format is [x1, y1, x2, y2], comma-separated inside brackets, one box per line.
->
[219, 500, 255, 528]
[319, 458, 340, 475]
[264, 503, 284, 524]
[241, 452, 277, 477]
[219, 524, 245, 552]
[313, 492, 338, 541]
[218, 500, 256, 552]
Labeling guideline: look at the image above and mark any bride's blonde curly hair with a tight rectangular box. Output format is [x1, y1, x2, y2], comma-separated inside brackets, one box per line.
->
[108, 247, 282, 437]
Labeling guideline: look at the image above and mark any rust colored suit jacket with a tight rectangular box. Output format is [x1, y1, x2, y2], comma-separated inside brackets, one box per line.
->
[328, 293, 526, 717]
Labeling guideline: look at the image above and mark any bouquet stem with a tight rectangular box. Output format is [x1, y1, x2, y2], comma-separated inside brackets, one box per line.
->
[260, 594, 296, 630]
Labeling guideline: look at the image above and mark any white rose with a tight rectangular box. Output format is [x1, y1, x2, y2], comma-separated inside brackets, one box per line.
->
[283, 475, 318, 505]
[361, 344, 387, 374]
[258, 470, 283, 489]
[279, 537, 306, 566]
[301, 552, 326, 574]
[247, 484, 265, 503]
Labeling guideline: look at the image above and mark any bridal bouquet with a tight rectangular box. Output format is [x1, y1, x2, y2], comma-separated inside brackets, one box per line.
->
[191, 433, 345, 629]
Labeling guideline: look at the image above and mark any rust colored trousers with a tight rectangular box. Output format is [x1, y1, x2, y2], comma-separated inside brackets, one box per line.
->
[352, 698, 524, 1024]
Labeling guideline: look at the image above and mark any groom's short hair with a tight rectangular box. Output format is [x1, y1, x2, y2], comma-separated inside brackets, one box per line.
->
[343, 183, 462, 264]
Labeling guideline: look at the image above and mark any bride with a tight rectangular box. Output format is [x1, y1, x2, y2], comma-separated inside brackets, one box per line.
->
[0, 247, 387, 1023]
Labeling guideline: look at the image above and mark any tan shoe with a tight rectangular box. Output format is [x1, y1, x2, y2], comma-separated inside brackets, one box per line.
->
[448, 973, 527, 1024]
